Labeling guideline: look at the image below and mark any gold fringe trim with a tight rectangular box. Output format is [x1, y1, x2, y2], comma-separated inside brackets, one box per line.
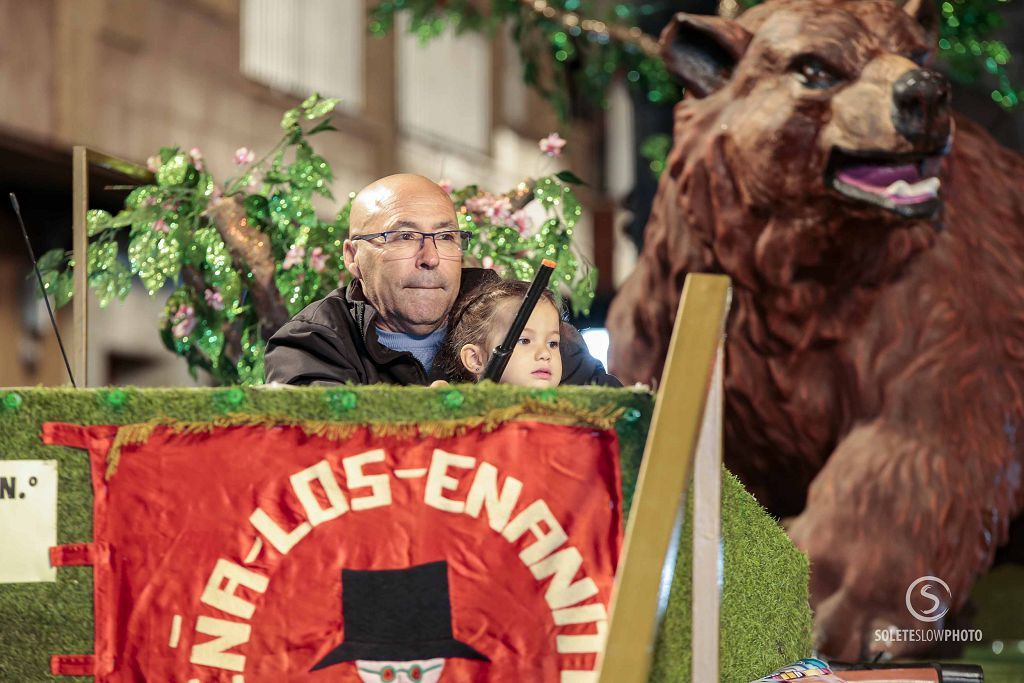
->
[104, 398, 625, 480]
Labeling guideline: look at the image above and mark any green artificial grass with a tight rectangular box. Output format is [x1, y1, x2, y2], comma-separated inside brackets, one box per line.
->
[650, 471, 813, 683]
[0, 385, 811, 682]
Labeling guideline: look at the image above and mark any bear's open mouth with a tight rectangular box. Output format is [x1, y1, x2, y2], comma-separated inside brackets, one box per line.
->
[827, 147, 947, 219]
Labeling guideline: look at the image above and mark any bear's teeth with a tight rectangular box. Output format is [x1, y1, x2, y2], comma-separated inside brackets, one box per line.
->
[884, 177, 941, 197]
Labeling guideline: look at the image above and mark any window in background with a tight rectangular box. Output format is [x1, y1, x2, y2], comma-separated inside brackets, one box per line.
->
[396, 14, 491, 155]
[240, 0, 363, 113]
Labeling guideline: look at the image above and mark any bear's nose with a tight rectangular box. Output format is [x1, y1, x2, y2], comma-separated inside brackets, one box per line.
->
[892, 68, 952, 150]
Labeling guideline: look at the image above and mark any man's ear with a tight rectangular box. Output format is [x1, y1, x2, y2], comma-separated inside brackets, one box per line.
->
[901, 0, 939, 47]
[660, 12, 752, 98]
[343, 240, 361, 280]
[460, 344, 485, 376]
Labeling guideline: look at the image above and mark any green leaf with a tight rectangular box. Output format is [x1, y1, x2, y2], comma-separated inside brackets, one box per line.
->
[90, 270, 115, 308]
[156, 154, 189, 186]
[53, 271, 74, 308]
[36, 248, 66, 273]
[88, 240, 119, 272]
[280, 108, 300, 131]
[125, 185, 158, 209]
[300, 92, 320, 110]
[153, 234, 182, 281]
[36, 269, 57, 299]
[305, 98, 340, 119]
[307, 119, 338, 135]
[158, 147, 179, 164]
[555, 170, 587, 186]
[128, 231, 165, 292]
[86, 209, 113, 236]
[111, 210, 137, 228]
[560, 188, 582, 229]
[195, 324, 225, 365]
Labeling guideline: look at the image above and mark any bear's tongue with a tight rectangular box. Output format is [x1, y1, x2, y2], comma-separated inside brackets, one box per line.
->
[836, 163, 940, 204]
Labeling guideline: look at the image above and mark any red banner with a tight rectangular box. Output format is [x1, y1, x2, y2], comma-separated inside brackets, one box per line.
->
[43, 420, 623, 682]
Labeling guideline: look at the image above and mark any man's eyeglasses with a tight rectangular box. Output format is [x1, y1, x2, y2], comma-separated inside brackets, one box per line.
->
[357, 662, 442, 681]
[351, 229, 472, 260]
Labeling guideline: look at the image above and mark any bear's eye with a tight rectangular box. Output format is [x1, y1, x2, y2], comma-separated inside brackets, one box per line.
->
[790, 55, 843, 89]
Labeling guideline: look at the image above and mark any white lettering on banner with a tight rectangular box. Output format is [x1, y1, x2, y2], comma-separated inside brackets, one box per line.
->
[464, 462, 523, 532]
[555, 619, 608, 654]
[187, 445, 610, 679]
[530, 547, 599, 610]
[200, 559, 269, 620]
[290, 459, 349, 524]
[424, 449, 476, 513]
[248, 508, 311, 555]
[189, 615, 251, 671]
[342, 449, 392, 511]
[502, 499, 570, 565]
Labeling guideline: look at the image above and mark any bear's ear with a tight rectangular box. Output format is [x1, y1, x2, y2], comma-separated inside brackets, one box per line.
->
[901, 0, 940, 46]
[660, 13, 752, 98]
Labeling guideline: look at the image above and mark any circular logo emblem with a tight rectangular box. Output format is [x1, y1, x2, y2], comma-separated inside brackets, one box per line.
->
[905, 575, 951, 623]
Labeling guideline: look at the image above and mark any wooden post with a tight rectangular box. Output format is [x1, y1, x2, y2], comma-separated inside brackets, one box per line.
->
[70, 147, 153, 388]
[71, 146, 88, 387]
[692, 345, 724, 681]
[597, 273, 731, 683]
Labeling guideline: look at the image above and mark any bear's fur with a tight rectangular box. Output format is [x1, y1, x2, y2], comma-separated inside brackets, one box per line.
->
[608, 0, 1024, 659]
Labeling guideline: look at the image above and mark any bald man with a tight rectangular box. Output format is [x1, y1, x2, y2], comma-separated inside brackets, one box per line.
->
[264, 173, 619, 387]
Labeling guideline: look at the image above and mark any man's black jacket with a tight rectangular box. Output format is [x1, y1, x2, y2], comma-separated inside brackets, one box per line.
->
[264, 268, 621, 387]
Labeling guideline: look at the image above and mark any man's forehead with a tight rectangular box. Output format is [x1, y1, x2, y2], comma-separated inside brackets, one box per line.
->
[354, 187, 456, 233]
[380, 214, 457, 231]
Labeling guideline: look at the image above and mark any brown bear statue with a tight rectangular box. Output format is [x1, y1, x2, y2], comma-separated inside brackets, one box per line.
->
[607, 0, 1024, 660]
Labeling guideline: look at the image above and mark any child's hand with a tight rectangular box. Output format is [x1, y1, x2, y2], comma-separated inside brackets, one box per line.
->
[429, 380, 451, 388]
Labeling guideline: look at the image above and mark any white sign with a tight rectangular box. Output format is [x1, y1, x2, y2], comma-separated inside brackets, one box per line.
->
[0, 460, 58, 583]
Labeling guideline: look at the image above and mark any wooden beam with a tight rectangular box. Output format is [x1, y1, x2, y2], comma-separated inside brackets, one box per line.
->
[71, 145, 88, 387]
[597, 273, 731, 683]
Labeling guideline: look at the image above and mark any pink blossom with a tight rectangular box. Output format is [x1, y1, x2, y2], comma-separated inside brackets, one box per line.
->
[539, 132, 567, 158]
[296, 272, 306, 284]
[485, 196, 513, 223]
[146, 156, 161, 173]
[464, 195, 492, 216]
[437, 178, 454, 194]
[171, 304, 196, 338]
[153, 219, 170, 234]
[282, 245, 306, 270]
[234, 147, 255, 166]
[204, 288, 224, 311]
[510, 209, 534, 236]
[209, 185, 223, 202]
[482, 256, 496, 271]
[188, 147, 205, 171]
[464, 193, 514, 226]
[309, 246, 328, 273]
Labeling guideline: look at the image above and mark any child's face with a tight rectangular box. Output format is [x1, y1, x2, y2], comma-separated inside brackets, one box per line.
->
[462, 299, 562, 387]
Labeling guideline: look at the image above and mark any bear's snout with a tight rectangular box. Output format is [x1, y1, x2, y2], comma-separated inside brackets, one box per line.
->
[892, 68, 952, 151]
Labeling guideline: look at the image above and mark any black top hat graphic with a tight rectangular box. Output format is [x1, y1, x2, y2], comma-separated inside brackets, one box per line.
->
[311, 560, 489, 671]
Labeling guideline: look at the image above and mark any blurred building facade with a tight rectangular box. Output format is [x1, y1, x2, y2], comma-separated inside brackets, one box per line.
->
[0, 0, 617, 387]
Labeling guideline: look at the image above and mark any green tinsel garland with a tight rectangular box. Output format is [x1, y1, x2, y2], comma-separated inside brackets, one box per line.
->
[371, 0, 1021, 113]
[32, 95, 596, 386]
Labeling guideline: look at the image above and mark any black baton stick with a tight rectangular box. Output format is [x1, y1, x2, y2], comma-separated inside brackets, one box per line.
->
[482, 258, 557, 382]
[10, 193, 77, 388]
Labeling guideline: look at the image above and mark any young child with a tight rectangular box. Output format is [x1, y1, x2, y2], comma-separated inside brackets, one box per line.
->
[436, 278, 562, 387]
